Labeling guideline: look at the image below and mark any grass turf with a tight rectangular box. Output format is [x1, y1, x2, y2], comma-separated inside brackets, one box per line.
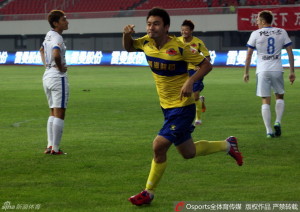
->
[0, 65, 299, 211]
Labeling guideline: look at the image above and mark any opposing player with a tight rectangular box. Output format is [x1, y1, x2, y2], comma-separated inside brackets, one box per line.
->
[178, 20, 210, 125]
[244, 10, 295, 138]
[123, 7, 243, 206]
[40, 10, 69, 154]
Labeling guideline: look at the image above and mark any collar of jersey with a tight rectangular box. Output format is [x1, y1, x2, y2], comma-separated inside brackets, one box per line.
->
[147, 35, 176, 50]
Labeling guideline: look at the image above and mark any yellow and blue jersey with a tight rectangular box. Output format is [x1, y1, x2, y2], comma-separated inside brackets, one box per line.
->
[133, 35, 205, 109]
[178, 36, 210, 71]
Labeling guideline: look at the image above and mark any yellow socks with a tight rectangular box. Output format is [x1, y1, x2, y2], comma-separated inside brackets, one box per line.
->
[144, 141, 228, 194]
[145, 159, 167, 193]
[195, 99, 202, 121]
[195, 140, 228, 156]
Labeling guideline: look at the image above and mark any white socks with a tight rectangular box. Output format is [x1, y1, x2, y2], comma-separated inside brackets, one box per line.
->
[52, 118, 64, 152]
[261, 104, 273, 134]
[47, 116, 55, 148]
[275, 99, 284, 124]
[261, 100, 284, 134]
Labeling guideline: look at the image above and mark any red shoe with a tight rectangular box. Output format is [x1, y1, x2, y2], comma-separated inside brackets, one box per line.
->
[128, 190, 154, 206]
[44, 146, 52, 154]
[50, 149, 64, 155]
[226, 136, 243, 166]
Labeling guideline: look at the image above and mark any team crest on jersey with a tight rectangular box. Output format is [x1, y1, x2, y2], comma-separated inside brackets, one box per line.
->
[191, 43, 197, 48]
[190, 46, 198, 54]
[166, 48, 177, 56]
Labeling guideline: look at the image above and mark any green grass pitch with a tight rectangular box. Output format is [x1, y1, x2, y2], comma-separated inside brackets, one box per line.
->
[0, 65, 299, 211]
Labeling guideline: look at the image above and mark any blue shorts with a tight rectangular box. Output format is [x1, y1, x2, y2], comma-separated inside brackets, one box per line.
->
[159, 104, 196, 146]
[188, 69, 204, 92]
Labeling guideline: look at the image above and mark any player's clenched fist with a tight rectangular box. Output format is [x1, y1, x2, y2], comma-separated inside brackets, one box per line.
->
[123, 25, 135, 35]
[122, 25, 135, 51]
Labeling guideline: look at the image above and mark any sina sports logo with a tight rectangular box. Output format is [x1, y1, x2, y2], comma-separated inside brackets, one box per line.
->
[175, 201, 185, 211]
[166, 48, 178, 56]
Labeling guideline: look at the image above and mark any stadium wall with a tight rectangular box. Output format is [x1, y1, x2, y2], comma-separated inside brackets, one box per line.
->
[0, 14, 237, 35]
[0, 13, 299, 52]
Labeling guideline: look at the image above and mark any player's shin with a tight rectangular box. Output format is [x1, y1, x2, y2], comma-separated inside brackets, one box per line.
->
[195, 100, 202, 121]
[47, 116, 55, 148]
[52, 118, 64, 152]
[275, 99, 284, 123]
[261, 104, 273, 134]
[194, 140, 227, 156]
[145, 159, 167, 194]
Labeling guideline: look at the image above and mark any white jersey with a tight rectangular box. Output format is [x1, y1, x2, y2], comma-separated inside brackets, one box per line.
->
[42, 30, 67, 79]
[247, 27, 292, 74]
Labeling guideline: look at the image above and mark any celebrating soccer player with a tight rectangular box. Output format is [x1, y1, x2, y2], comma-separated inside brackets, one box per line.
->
[123, 7, 243, 206]
[178, 19, 210, 126]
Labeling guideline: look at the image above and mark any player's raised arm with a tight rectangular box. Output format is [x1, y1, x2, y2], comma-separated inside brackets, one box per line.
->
[122, 24, 136, 52]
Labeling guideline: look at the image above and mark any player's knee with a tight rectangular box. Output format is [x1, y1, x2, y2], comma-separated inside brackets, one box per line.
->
[154, 146, 166, 155]
[182, 153, 195, 160]
[276, 94, 284, 99]
[153, 149, 168, 163]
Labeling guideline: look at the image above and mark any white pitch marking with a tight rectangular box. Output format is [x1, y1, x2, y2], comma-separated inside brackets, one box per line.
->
[12, 119, 33, 127]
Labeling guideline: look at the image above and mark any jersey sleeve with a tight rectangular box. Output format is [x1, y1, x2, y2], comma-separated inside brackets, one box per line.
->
[246, 31, 256, 49]
[47, 36, 64, 50]
[133, 35, 148, 52]
[198, 39, 210, 57]
[52, 36, 64, 50]
[282, 29, 292, 48]
[183, 45, 205, 66]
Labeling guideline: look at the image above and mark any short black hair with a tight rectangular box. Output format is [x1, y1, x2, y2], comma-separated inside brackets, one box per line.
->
[147, 7, 170, 26]
[48, 10, 65, 29]
[259, 10, 273, 25]
[181, 20, 194, 31]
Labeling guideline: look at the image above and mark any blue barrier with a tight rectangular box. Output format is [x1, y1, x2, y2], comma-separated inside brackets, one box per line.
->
[0, 50, 299, 67]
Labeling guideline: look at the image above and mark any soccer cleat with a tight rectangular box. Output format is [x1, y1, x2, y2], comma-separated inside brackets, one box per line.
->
[274, 122, 281, 137]
[194, 120, 202, 126]
[44, 146, 52, 154]
[50, 149, 64, 155]
[128, 190, 154, 206]
[200, 96, 206, 112]
[226, 136, 243, 166]
[266, 133, 275, 138]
